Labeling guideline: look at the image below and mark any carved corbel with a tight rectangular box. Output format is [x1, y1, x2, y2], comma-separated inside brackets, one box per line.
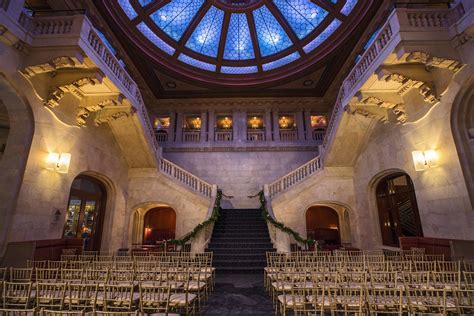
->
[382, 72, 440, 105]
[22, 55, 85, 78]
[344, 104, 389, 123]
[406, 51, 464, 73]
[76, 94, 126, 126]
[361, 96, 407, 124]
[45, 76, 102, 108]
[94, 105, 135, 126]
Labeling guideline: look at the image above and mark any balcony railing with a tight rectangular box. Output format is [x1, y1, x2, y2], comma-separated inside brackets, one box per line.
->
[280, 129, 298, 141]
[183, 130, 200, 142]
[312, 129, 326, 141]
[155, 132, 168, 143]
[159, 158, 213, 198]
[268, 156, 322, 198]
[215, 130, 233, 142]
[247, 130, 265, 141]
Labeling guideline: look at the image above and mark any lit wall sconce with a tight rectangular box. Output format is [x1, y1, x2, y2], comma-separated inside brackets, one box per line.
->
[46, 152, 71, 173]
[412, 150, 439, 171]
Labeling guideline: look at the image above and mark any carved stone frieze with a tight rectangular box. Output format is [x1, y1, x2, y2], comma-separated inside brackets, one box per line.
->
[76, 96, 126, 126]
[383, 72, 440, 104]
[94, 106, 135, 126]
[344, 105, 389, 123]
[362, 96, 407, 124]
[406, 51, 464, 73]
[45, 77, 101, 108]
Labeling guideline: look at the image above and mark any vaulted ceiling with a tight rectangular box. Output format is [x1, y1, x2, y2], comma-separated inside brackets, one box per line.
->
[94, 0, 382, 100]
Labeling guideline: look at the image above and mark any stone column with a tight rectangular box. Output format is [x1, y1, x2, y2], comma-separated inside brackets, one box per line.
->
[168, 111, 176, 143]
[175, 112, 183, 142]
[272, 109, 280, 141]
[296, 110, 305, 141]
[264, 108, 272, 141]
[200, 110, 207, 143]
[240, 110, 247, 142]
[232, 110, 240, 142]
[304, 110, 312, 141]
[208, 109, 215, 142]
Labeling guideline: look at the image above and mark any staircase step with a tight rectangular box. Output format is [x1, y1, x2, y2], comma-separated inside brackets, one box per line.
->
[214, 267, 265, 274]
[214, 260, 266, 268]
[208, 248, 275, 254]
[214, 253, 266, 261]
[210, 237, 271, 243]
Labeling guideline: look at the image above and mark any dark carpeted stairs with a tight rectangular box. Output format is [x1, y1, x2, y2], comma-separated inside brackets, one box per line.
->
[207, 209, 275, 274]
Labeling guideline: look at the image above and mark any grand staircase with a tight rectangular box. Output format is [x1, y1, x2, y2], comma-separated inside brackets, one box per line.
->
[207, 209, 275, 274]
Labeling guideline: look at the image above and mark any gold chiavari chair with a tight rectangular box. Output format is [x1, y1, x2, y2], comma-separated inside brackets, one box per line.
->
[102, 284, 136, 312]
[277, 274, 312, 316]
[113, 256, 132, 263]
[95, 256, 113, 263]
[47, 261, 67, 270]
[431, 271, 461, 290]
[437, 260, 460, 272]
[366, 287, 404, 315]
[0, 268, 7, 281]
[412, 260, 436, 272]
[92, 262, 113, 271]
[78, 256, 95, 263]
[454, 288, 474, 315]
[82, 251, 98, 257]
[26, 261, 47, 269]
[112, 262, 133, 271]
[68, 262, 88, 270]
[40, 309, 84, 316]
[2, 282, 33, 309]
[368, 271, 399, 289]
[93, 311, 138, 316]
[60, 255, 77, 263]
[463, 260, 474, 272]
[9, 268, 33, 283]
[135, 271, 157, 288]
[139, 284, 178, 316]
[36, 269, 59, 283]
[60, 269, 83, 284]
[463, 271, 474, 290]
[0, 308, 36, 316]
[65, 283, 98, 311]
[168, 270, 197, 316]
[338, 287, 367, 315]
[84, 269, 109, 287]
[402, 271, 431, 290]
[108, 270, 135, 286]
[389, 261, 411, 273]
[36, 283, 67, 310]
[406, 288, 455, 315]
[339, 271, 367, 289]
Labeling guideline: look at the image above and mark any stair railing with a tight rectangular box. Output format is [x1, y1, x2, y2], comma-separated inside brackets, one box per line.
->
[171, 188, 221, 250]
[159, 158, 213, 199]
[257, 190, 314, 251]
[267, 155, 322, 198]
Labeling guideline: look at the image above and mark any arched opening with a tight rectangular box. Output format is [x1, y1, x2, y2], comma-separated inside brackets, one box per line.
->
[63, 175, 107, 251]
[375, 172, 423, 247]
[143, 207, 176, 244]
[306, 206, 340, 246]
[0, 101, 9, 161]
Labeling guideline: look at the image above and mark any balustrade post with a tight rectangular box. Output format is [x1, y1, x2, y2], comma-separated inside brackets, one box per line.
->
[272, 110, 280, 141]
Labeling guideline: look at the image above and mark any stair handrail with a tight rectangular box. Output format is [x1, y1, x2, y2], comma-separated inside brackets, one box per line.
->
[171, 188, 222, 247]
[159, 158, 214, 199]
[267, 155, 322, 198]
[258, 190, 314, 249]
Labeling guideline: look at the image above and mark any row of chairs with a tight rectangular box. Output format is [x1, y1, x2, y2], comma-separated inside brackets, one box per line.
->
[276, 285, 474, 315]
[1, 281, 192, 315]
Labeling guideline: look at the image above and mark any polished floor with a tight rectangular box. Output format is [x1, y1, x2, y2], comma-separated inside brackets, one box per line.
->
[203, 274, 274, 315]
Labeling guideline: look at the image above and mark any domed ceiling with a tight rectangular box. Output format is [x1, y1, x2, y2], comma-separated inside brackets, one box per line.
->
[95, 0, 380, 99]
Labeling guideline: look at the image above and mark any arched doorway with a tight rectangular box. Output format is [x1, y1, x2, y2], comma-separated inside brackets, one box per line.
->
[143, 207, 176, 244]
[306, 206, 340, 245]
[63, 176, 107, 251]
[0, 101, 9, 161]
[376, 173, 423, 247]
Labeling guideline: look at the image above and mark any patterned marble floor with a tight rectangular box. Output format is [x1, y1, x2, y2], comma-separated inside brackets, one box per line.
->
[202, 274, 275, 315]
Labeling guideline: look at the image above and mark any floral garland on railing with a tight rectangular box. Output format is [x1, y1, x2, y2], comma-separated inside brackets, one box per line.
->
[258, 191, 315, 247]
[170, 189, 222, 246]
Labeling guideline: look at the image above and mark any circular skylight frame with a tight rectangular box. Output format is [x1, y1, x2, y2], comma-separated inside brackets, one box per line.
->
[110, 0, 373, 88]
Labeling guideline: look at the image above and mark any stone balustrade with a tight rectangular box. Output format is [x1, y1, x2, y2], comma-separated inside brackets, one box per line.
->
[247, 130, 265, 141]
[267, 156, 322, 198]
[279, 129, 298, 142]
[159, 158, 213, 198]
[183, 130, 200, 142]
[215, 130, 232, 142]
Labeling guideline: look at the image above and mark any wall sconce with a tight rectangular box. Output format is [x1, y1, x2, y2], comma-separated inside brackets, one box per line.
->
[46, 152, 71, 173]
[412, 150, 439, 171]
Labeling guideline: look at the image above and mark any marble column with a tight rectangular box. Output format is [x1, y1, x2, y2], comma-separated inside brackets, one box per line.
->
[240, 110, 247, 141]
[175, 112, 183, 142]
[264, 108, 272, 141]
[200, 110, 207, 143]
[208, 109, 215, 142]
[304, 110, 313, 141]
[272, 109, 280, 141]
[296, 110, 305, 141]
[232, 110, 240, 142]
[168, 111, 176, 142]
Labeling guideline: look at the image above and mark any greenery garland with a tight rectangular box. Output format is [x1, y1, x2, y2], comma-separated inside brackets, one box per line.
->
[170, 189, 222, 246]
[258, 191, 315, 247]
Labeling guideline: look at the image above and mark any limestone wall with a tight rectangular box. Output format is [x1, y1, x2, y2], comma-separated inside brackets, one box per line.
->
[164, 150, 318, 208]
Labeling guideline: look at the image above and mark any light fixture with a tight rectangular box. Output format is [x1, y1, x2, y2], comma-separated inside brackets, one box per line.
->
[46, 152, 71, 173]
[279, 116, 289, 129]
[250, 116, 261, 129]
[412, 150, 439, 171]
[222, 117, 232, 129]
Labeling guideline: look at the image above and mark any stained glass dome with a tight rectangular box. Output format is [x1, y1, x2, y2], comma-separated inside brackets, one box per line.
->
[113, 0, 366, 86]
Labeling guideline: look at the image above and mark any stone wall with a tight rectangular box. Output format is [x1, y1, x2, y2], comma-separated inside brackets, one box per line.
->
[164, 150, 318, 208]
